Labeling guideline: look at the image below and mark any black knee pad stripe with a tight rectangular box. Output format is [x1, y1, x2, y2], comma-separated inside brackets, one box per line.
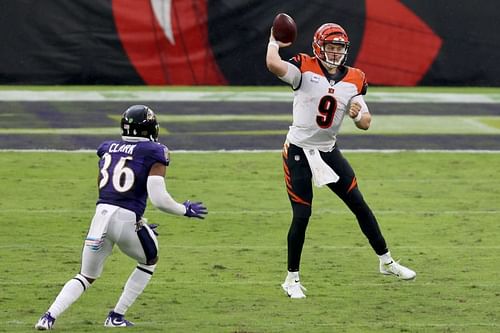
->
[137, 265, 154, 275]
[73, 277, 87, 291]
[137, 228, 158, 263]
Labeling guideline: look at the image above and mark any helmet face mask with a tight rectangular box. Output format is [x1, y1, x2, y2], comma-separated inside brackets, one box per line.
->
[312, 23, 350, 69]
[322, 42, 349, 67]
[120, 105, 160, 142]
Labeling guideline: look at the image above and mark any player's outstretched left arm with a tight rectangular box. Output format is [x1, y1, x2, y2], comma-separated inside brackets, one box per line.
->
[147, 163, 208, 219]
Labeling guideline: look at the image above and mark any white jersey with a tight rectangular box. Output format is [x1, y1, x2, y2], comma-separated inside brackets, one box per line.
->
[279, 53, 369, 151]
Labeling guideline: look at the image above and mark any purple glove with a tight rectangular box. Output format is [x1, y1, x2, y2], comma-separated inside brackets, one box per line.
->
[183, 200, 207, 219]
[148, 223, 159, 236]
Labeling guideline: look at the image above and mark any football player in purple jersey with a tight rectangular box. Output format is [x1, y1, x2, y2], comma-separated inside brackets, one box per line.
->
[35, 105, 207, 330]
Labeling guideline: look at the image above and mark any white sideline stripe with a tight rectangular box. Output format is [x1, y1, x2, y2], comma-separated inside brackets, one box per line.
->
[1, 149, 500, 153]
[1, 90, 500, 103]
[1, 281, 499, 287]
[10, 177, 500, 183]
[2, 244, 500, 250]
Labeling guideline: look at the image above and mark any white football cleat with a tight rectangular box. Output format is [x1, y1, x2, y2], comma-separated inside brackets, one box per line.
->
[380, 260, 416, 280]
[34, 312, 55, 330]
[104, 311, 134, 327]
[282, 280, 307, 299]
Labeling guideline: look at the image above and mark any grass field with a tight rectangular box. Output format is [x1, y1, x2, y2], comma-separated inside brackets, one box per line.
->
[1, 151, 499, 332]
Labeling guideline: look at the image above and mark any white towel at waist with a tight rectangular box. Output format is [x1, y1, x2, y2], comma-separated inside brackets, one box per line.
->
[303, 148, 339, 187]
[85, 204, 118, 251]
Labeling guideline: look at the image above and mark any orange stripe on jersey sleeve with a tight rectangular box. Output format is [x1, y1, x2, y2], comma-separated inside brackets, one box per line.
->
[343, 67, 367, 94]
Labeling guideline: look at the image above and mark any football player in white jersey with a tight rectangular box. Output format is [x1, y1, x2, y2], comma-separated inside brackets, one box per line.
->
[266, 23, 416, 299]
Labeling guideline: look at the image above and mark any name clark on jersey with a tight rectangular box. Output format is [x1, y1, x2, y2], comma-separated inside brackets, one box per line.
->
[108, 143, 136, 155]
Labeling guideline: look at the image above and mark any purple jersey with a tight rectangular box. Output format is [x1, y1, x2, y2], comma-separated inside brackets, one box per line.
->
[96, 139, 169, 218]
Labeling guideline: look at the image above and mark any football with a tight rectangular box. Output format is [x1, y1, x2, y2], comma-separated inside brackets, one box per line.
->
[272, 13, 297, 44]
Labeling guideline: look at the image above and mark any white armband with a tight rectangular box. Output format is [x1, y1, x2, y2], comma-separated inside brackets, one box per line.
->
[147, 175, 186, 216]
[268, 41, 280, 49]
[351, 95, 369, 123]
[353, 112, 363, 122]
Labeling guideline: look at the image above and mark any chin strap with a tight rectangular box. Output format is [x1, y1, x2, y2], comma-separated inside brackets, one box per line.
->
[320, 58, 338, 71]
[323, 53, 345, 68]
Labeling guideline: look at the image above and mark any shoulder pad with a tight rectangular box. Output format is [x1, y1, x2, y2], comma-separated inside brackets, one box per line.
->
[344, 67, 368, 95]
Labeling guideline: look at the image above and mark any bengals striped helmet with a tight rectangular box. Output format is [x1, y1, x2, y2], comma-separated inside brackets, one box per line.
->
[312, 23, 350, 68]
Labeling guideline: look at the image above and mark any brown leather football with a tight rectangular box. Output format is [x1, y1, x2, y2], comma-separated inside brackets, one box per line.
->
[272, 13, 297, 44]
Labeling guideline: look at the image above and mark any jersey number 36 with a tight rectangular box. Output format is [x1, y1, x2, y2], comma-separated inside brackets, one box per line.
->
[99, 153, 135, 192]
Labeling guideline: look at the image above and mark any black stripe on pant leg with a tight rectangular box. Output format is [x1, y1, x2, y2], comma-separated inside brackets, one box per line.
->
[137, 265, 154, 275]
[73, 277, 87, 291]
[137, 228, 158, 263]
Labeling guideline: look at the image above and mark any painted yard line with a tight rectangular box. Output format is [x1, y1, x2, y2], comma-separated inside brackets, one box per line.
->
[0, 114, 500, 136]
[156, 115, 497, 127]
[1, 90, 500, 103]
[351, 115, 500, 134]
[2, 128, 499, 135]
[154, 114, 500, 136]
[1, 115, 499, 134]
[158, 114, 291, 121]
[0, 128, 120, 135]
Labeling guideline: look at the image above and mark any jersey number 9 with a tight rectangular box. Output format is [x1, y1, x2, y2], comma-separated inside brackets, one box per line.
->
[316, 95, 337, 129]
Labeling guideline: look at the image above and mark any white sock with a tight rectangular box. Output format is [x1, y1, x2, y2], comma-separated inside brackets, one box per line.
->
[286, 271, 300, 283]
[378, 251, 393, 264]
[114, 264, 155, 315]
[47, 274, 91, 318]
